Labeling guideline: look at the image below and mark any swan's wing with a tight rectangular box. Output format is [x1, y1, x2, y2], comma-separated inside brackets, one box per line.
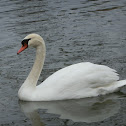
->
[83, 63, 119, 88]
[41, 62, 119, 88]
[37, 62, 120, 100]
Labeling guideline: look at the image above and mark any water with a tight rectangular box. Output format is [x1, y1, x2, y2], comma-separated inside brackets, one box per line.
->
[0, 0, 126, 125]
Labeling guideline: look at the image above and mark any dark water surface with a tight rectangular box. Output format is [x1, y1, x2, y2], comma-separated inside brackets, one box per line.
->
[0, 0, 126, 125]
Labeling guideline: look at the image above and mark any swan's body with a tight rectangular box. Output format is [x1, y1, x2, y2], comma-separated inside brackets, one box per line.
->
[17, 34, 126, 101]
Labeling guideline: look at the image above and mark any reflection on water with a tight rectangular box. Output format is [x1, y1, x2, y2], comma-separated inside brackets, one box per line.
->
[22, 109, 45, 126]
[19, 93, 123, 125]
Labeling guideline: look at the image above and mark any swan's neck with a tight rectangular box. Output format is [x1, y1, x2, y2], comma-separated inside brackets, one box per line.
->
[24, 42, 46, 88]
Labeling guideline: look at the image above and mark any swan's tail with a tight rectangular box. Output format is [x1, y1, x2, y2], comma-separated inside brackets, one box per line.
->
[97, 80, 126, 96]
[114, 80, 126, 89]
[108, 80, 126, 92]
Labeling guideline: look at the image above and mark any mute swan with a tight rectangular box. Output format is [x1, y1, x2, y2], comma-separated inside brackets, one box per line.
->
[17, 33, 126, 101]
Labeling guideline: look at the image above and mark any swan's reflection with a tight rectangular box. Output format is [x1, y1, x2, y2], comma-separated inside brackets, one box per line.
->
[19, 93, 124, 125]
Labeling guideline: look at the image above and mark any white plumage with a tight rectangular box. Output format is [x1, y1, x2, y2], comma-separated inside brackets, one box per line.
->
[17, 34, 126, 101]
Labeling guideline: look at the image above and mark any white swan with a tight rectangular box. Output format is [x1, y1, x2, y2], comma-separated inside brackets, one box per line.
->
[17, 33, 126, 101]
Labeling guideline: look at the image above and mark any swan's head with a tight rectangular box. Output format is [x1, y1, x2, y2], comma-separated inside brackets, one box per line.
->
[17, 33, 44, 54]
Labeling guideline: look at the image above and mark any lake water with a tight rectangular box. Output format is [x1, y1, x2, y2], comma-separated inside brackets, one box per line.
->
[0, 0, 126, 125]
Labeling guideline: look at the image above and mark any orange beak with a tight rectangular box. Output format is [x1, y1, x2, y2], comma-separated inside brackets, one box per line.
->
[17, 43, 28, 54]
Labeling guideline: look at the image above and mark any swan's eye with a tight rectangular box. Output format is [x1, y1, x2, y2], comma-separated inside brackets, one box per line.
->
[21, 38, 31, 46]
